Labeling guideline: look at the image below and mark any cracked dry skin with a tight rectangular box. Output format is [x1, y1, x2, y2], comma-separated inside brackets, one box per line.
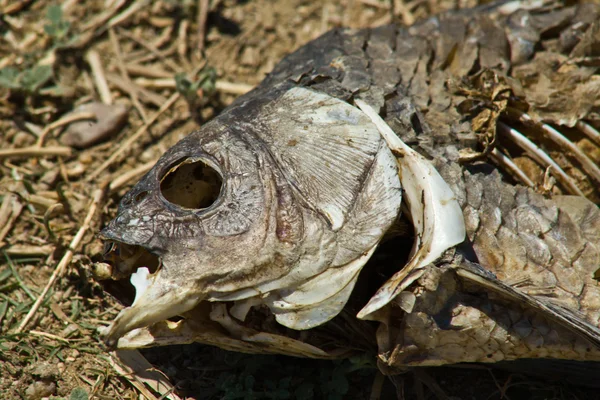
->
[99, 0, 600, 368]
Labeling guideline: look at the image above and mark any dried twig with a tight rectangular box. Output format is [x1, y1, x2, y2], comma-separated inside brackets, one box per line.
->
[196, 0, 210, 56]
[30, 330, 70, 343]
[36, 111, 97, 147]
[109, 28, 148, 122]
[393, 0, 416, 25]
[87, 50, 113, 105]
[0, 146, 72, 159]
[1, 0, 34, 15]
[360, 0, 391, 9]
[119, 30, 181, 72]
[4, 244, 54, 256]
[107, 0, 150, 29]
[178, 19, 190, 61]
[105, 72, 167, 107]
[134, 77, 253, 95]
[109, 160, 157, 192]
[125, 63, 172, 79]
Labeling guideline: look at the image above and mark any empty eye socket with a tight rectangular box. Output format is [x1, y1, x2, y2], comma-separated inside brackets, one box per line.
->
[160, 158, 223, 210]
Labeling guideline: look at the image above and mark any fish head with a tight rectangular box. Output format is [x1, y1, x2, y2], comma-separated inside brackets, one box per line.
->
[100, 87, 402, 348]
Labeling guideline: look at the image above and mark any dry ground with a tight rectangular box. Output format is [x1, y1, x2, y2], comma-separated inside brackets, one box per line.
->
[0, 0, 598, 399]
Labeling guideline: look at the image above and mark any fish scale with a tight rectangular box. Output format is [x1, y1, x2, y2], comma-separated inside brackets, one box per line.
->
[99, 0, 600, 370]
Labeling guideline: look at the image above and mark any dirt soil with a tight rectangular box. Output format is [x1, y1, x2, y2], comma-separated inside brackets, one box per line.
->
[0, 0, 598, 399]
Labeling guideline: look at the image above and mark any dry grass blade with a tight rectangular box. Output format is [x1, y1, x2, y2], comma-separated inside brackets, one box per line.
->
[0, 192, 24, 245]
[14, 184, 107, 333]
[4, 253, 37, 300]
[110, 350, 182, 400]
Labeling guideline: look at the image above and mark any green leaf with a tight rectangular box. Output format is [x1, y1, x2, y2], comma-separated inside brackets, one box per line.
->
[0, 67, 21, 89]
[175, 72, 192, 93]
[44, 24, 58, 36]
[20, 65, 53, 92]
[69, 387, 89, 400]
[47, 5, 63, 24]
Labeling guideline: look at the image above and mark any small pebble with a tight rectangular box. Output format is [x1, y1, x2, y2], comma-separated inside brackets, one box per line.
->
[30, 362, 58, 380]
[91, 262, 113, 280]
[25, 381, 56, 400]
[60, 102, 129, 149]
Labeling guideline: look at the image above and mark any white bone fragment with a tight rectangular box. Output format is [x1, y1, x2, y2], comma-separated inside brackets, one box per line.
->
[130, 267, 151, 306]
[354, 99, 466, 319]
[230, 297, 262, 321]
[576, 120, 600, 147]
[515, 110, 600, 185]
[497, 121, 585, 197]
[266, 243, 378, 329]
[490, 147, 535, 188]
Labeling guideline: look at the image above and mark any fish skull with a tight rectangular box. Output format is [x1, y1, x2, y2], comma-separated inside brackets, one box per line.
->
[101, 87, 403, 347]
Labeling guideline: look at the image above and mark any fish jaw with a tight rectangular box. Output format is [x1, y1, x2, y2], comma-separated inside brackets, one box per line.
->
[103, 265, 204, 348]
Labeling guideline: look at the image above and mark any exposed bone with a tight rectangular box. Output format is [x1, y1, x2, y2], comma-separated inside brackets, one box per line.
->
[130, 267, 151, 307]
[354, 99, 466, 319]
[104, 267, 205, 347]
[265, 243, 378, 329]
[209, 304, 330, 357]
[490, 147, 535, 187]
[115, 317, 334, 358]
[271, 244, 377, 309]
[576, 120, 600, 147]
[230, 297, 262, 322]
[512, 110, 600, 185]
[497, 121, 585, 197]
[497, 0, 547, 15]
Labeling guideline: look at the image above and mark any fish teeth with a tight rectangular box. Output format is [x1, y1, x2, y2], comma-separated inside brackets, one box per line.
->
[130, 267, 151, 307]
